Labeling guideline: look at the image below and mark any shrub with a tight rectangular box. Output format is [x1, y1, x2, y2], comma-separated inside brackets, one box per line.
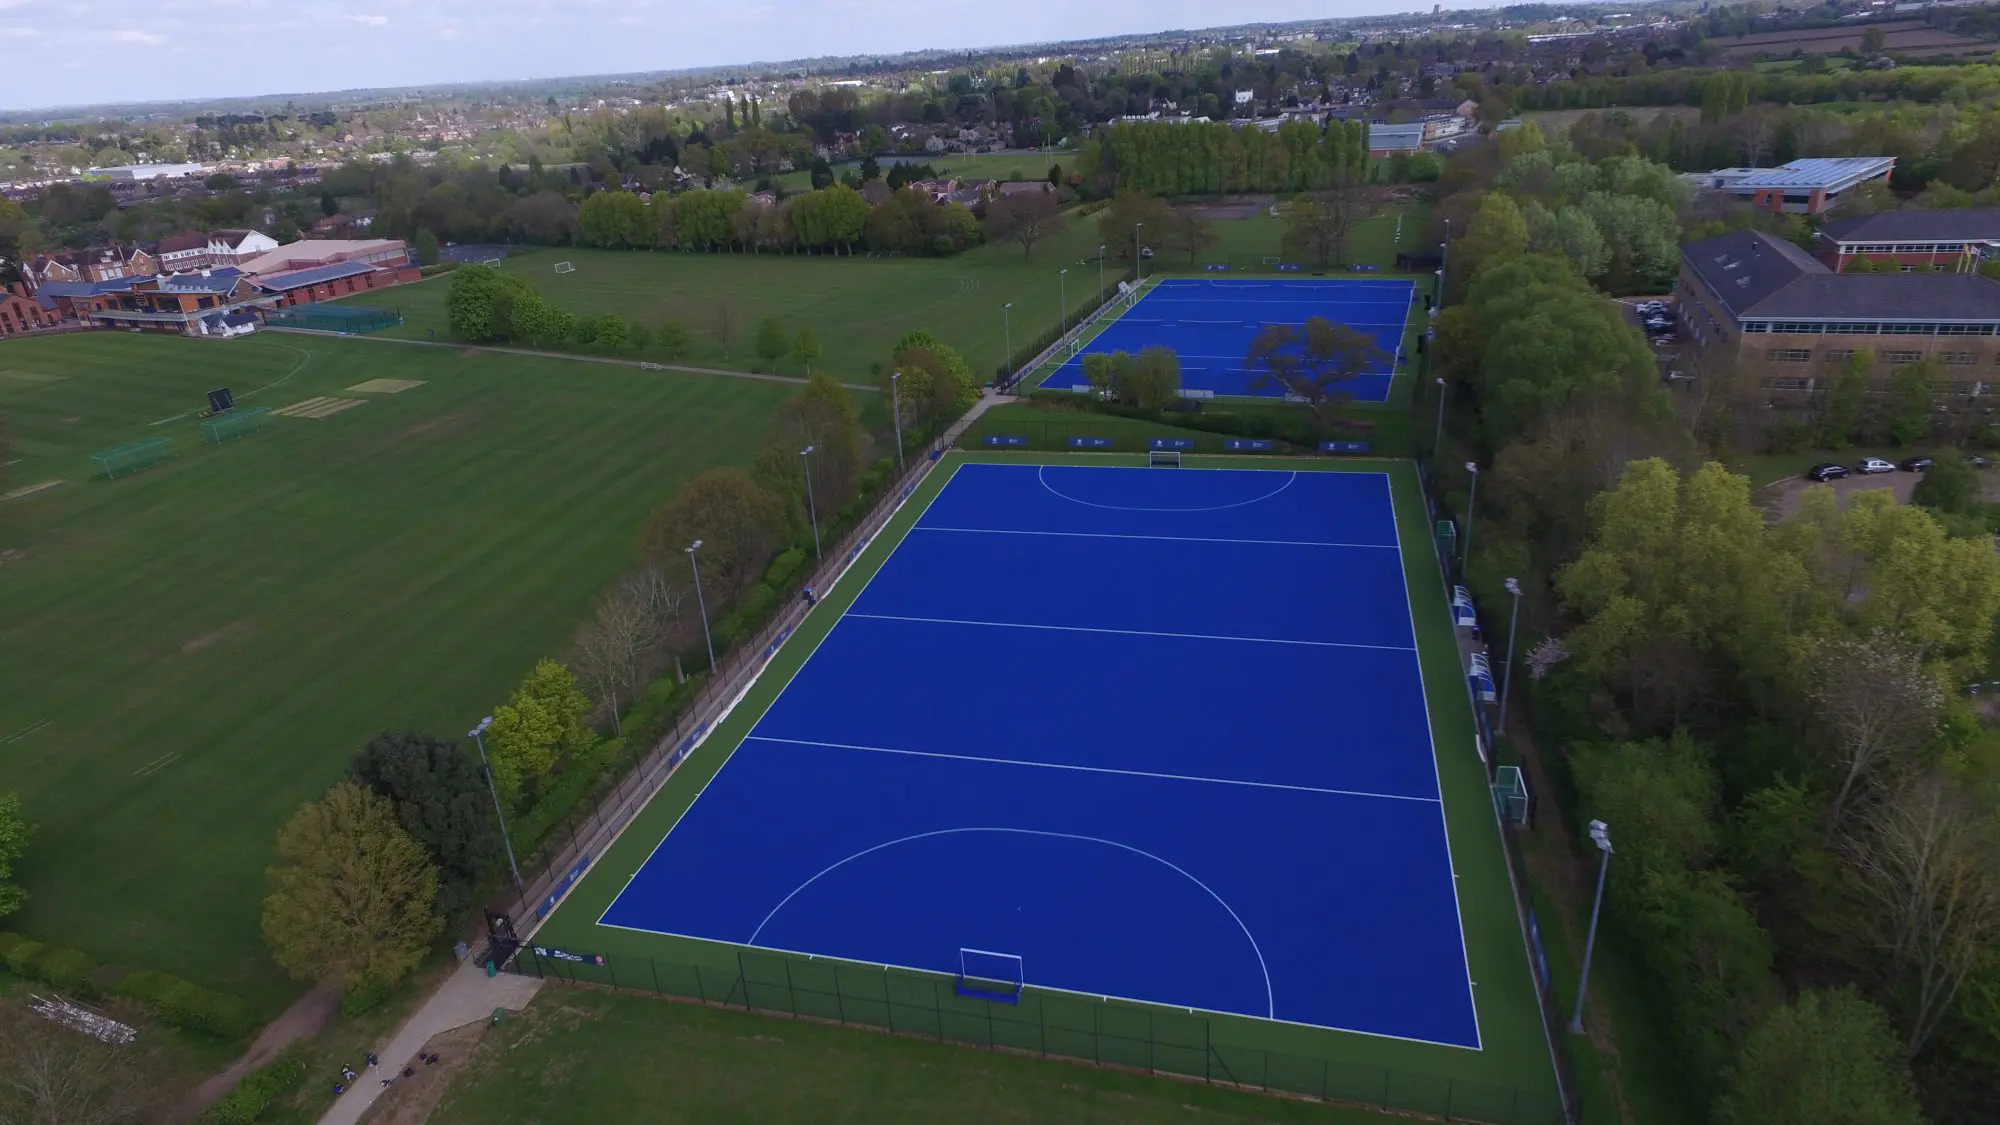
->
[0, 931, 23, 964]
[116, 973, 255, 1038]
[33, 946, 99, 994]
[762, 547, 808, 590]
[197, 1043, 310, 1125]
[339, 975, 397, 1017]
[4, 938, 43, 977]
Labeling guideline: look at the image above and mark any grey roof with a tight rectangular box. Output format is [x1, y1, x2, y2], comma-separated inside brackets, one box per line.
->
[1681, 230, 1826, 318]
[253, 260, 376, 291]
[1684, 229, 2000, 322]
[1731, 156, 1894, 191]
[1819, 208, 2000, 245]
[158, 267, 245, 294]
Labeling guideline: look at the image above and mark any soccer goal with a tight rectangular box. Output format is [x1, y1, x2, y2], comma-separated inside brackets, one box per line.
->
[553, 261, 576, 274]
[1148, 449, 1183, 467]
[483, 257, 502, 267]
[201, 406, 275, 445]
[1492, 764, 1533, 827]
[955, 948, 1024, 1004]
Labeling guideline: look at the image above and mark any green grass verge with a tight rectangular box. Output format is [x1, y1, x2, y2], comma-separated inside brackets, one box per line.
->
[0, 332, 795, 1010]
[531, 451, 1559, 1124]
[430, 985, 1419, 1125]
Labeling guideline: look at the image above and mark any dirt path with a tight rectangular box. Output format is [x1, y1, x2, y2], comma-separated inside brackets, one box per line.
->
[266, 328, 877, 394]
[179, 984, 340, 1122]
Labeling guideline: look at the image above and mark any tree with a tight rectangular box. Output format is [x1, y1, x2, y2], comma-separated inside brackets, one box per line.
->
[572, 569, 684, 733]
[626, 320, 651, 352]
[859, 155, 880, 183]
[1523, 201, 1609, 280]
[319, 191, 339, 218]
[809, 157, 834, 191]
[1840, 773, 2000, 1057]
[711, 296, 739, 355]
[0, 793, 29, 918]
[485, 659, 596, 807]
[1279, 195, 1342, 269]
[0, 999, 173, 1125]
[1885, 360, 1938, 446]
[347, 731, 502, 919]
[764, 373, 867, 519]
[656, 320, 692, 361]
[261, 782, 441, 990]
[1861, 25, 1887, 53]
[1095, 189, 1174, 260]
[794, 328, 822, 376]
[1245, 317, 1387, 423]
[1716, 988, 1924, 1125]
[754, 316, 790, 369]
[1804, 636, 1945, 834]
[1451, 192, 1530, 295]
[641, 467, 788, 602]
[1163, 210, 1218, 265]
[983, 190, 1065, 258]
[1911, 454, 1981, 519]
[1817, 349, 1870, 448]
[412, 228, 439, 266]
[445, 263, 531, 341]
[593, 314, 628, 351]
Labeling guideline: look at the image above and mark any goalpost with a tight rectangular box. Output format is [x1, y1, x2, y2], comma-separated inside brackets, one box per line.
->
[955, 948, 1024, 1004]
[553, 261, 576, 274]
[1148, 449, 1183, 467]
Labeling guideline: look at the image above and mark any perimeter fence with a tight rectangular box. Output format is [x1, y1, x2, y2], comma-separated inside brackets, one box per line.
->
[516, 945, 1569, 1125]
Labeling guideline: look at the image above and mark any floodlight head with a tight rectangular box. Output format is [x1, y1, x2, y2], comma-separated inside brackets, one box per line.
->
[800, 445, 815, 456]
[1505, 577, 1521, 596]
[687, 539, 703, 553]
[1004, 301, 1012, 310]
[1435, 376, 1445, 387]
[468, 715, 493, 738]
[1465, 461, 1478, 474]
[1588, 819, 1612, 852]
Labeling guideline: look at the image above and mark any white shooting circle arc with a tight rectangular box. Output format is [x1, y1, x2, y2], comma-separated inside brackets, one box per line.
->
[1038, 466, 1297, 512]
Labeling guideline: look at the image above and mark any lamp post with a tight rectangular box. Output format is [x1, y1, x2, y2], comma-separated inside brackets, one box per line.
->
[1462, 462, 1480, 575]
[1002, 302, 1013, 384]
[686, 540, 715, 674]
[800, 445, 821, 559]
[1134, 221, 1144, 284]
[467, 717, 522, 891]
[889, 372, 905, 470]
[1098, 245, 1107, 304]
[1570, 820, 1614, 1034]
[1431, 377, 1448, 466]
[1058, 268, 1069, 335]
[1437, 218, 1451, 307]
[1499, 577, 1523, 733]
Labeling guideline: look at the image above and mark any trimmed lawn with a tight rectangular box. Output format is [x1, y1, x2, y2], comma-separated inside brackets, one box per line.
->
[0, 331, 795, 1010]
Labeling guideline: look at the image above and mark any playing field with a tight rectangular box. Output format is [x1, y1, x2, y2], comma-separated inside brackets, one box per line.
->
[532, 452, 1559, 1122]
[336, 208, 1428, 382]
[0, 331, 795, 1008]
[1036, 277, 1418, 402]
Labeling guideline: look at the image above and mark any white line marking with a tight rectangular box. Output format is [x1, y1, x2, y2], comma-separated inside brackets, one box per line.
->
[594, 462, 970, 930]
[913, 525, 1397, 550]
[844, 611, 1415, 653]
[147, 414, 187, 426]
[1383, 469, 1483, 1051]
[743, 826, 1277, 1020]
[1039, 465, 1297, 512]
[744, 735, 1442, 803]
[0, 719, 51, 745]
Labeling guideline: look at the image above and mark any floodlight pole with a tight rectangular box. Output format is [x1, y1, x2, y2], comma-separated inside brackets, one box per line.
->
[1002, 302, 1013, 384]
[800, 445, 821, 559]
[1462, 462, 1480, 577]
[1058, 268, 1069, 335]
[1437, 218, 1451, 307]
[1098, 245, 1106, 304]
[467, 717, 522, 892]
[890, 373, 905, 469]
[1499, 577, 1522, 733]
[1571, 821, 1614, 1034]
[686, 540, 715, 674]
[1431, 377, 1448, 467]
[1134, 221, 1144, 283]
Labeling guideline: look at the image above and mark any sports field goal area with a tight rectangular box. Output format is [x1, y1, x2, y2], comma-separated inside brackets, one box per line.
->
[90, 437, 173, 479]
[1033, 277, 1419, 403]
[201, 407, 275, 444]
[266, 303, 402, 334]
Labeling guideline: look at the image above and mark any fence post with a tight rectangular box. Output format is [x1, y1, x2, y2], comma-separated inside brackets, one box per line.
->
[649, 956, 661, 995]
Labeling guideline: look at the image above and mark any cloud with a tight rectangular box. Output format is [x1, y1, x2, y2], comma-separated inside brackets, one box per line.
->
[0, 26, 38, 37]
[108, 28, 167, 44]
[343, 12, 388, 26]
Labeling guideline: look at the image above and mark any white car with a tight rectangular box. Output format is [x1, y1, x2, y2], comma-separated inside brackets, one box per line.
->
[1857, 457, 1897, 474]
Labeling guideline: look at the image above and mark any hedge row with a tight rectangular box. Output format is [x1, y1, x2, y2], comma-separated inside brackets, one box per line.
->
[0, 932, 255, 1039]
[197, 1043, 311, 1125]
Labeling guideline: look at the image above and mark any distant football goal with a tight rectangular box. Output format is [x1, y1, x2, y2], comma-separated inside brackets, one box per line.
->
[91, 437, 173, 480]
[553, 261, 576, 274]
[201, 407, 275, 445]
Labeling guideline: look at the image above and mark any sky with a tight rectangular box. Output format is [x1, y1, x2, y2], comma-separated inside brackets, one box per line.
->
[0, 0, 1504, 113]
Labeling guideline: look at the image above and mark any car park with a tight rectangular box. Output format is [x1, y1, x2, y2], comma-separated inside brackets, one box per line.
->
[1857, 457, 1896, 474]
[1807, 462, 1850, 482]
[1899, 456, 1934, 472]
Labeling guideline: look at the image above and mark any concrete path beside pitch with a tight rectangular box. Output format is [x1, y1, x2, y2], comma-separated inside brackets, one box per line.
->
[315, 958, 542, 1125]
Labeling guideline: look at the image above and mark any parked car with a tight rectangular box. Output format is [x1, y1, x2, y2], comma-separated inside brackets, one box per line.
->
[1969, 454, 1992, 469]
[1645, 318, 1672, 332]
[1808, 462, 1850, 482]
[1899, 456, 1935, 472]
[1857, 457, 1897, 474]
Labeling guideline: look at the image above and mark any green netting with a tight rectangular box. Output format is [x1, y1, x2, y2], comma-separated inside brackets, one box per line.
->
[266, 303, 402, 334]
[90, 437, 173, 479]
[201, 407, 275, 444]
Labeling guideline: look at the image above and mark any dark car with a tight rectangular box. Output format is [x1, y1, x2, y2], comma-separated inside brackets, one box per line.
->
[1807, 463, 1850, 482]
[1970, 454, 1992, 470]
[1899, 456, 1935, 472]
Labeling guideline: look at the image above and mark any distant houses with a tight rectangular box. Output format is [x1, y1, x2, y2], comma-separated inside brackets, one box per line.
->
[0, 229, 416, 339]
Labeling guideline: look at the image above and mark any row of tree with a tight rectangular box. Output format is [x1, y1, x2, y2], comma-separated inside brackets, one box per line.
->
[1081, 118, 1371, 199]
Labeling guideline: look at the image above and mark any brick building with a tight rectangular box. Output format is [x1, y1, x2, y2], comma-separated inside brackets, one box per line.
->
[1678, 229, 2000, 405]
[254, 260, 420, 307]
[1814, 209, 2000, 273]
[1685, 156, 1895, 216]
[0, 285, 57, 336]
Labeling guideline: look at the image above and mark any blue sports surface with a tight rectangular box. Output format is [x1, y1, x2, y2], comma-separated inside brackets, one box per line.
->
[1035, 277, 1418, 402]
[599, 462, 1478, 1048]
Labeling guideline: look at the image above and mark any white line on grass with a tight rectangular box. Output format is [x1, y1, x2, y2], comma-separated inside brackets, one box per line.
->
[745, 735, 1442, 803]
[913, 525, 1396, 550]
[843, 611, 1415, 653]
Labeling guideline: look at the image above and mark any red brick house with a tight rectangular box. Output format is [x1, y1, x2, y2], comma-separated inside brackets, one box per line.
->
[0, 285, 57, 336]
[254, 260, 421, 307]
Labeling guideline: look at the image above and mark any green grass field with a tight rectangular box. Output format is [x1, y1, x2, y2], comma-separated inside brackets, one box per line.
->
[0, 331, 797, 1010]
[774, 150, 1080, 192]
[529, 451, 1560, 1124]
[428, 985, 1416, 1125]
[338, 206, 1426, 384]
